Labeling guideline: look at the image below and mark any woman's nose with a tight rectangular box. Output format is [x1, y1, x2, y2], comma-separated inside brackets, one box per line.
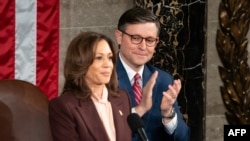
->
[103, 58, 113, 67]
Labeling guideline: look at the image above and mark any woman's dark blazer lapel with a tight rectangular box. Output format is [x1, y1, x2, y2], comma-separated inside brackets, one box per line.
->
[75, 92, 131, 141]
[109, 96, 127, 141]
[75, 98, 109, 141]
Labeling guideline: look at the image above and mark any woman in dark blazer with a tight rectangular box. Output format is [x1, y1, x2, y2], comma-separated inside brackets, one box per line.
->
[49, 31, 132, 141]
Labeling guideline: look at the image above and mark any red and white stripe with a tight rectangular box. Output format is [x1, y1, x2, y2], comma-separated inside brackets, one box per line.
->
[132, 73, 142, 105]
[0, 0, 59, 100]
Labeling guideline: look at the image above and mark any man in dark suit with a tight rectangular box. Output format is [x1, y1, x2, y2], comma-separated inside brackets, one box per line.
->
[115, 7, 190, 141]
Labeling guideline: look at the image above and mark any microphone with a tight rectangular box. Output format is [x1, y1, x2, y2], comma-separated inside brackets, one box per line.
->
[127, 113, 149, 141]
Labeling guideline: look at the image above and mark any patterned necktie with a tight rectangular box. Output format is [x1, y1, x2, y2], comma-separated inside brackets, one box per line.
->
[132, 73, 142, 105]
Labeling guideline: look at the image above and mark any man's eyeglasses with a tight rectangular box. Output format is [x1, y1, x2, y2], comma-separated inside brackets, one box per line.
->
[120, 30, 159, 47]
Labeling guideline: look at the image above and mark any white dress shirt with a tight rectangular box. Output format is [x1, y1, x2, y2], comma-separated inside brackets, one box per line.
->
[119, 54, 177, 134]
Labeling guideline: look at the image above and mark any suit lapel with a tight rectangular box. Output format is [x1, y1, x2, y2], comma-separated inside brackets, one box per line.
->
[75, 94, 128, 141]
[142, 65, 152, 87]
[75, 98, 109, 141]
[142, 65, 159, 128]
[117, 57, 135, 105]
[143, 65, 158, 97]
[108, 95, 127, 141]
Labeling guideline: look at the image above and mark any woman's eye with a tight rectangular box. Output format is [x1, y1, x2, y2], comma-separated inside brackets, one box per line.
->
[95, 56, 102, 60]
[109, 56, 113, 60]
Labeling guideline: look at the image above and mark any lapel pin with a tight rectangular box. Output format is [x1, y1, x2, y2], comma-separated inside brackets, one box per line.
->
[119, 110, 123, 116]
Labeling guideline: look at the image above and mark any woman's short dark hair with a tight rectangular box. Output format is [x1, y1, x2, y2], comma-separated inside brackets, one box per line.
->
[63, 31, 118, 99]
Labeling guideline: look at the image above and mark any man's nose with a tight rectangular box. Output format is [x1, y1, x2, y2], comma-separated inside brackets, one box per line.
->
[138, 39, 147, 49]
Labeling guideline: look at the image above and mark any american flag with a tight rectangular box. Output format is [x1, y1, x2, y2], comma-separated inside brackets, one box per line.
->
[0, 0, 59, 100]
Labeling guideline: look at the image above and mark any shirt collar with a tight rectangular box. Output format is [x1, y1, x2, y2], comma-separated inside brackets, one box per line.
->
[91, 85, 108, 103]
[119, 53, 144, 83]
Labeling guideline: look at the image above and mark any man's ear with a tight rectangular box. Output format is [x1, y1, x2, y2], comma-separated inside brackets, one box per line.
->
[115, 29, 122, 45]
